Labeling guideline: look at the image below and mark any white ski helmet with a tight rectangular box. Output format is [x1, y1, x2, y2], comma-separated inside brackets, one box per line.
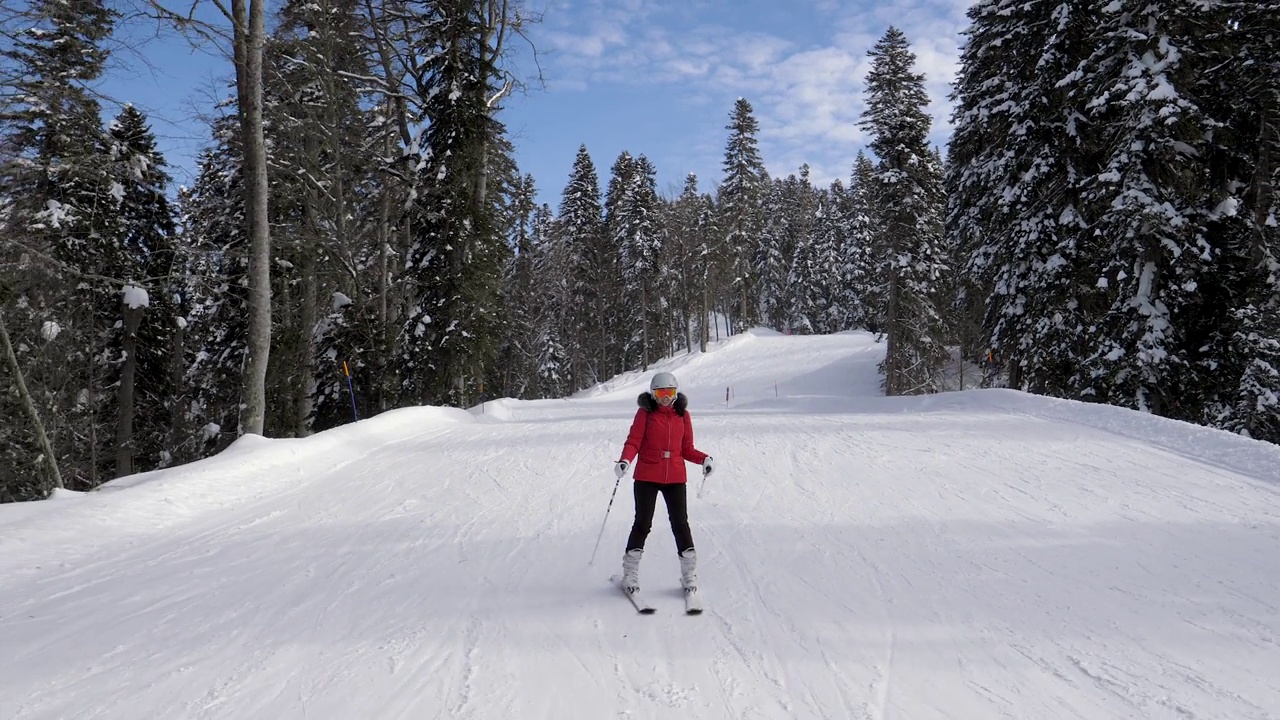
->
[650, 372, 678, 393]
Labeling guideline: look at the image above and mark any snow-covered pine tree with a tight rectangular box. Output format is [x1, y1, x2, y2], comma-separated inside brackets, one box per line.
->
[756, 179, 790, 332]
[667, 174, 714, 352]
[308, 287, 366, 431]
[757, 168, 817, 334]
[602, 151, 637, 374]
[557, 144, 607, 387]
[779, 165, 818, 334]
[268, 0, 373, 436]
[1075, 0, 1216, 416]
[786, 217, 818, 335]
[180, 127, 250, 459]
[0, 0, 120, 494]
[402, 0, 511, 407]
[481, 131, 522, 399]
[498, 173, 540, 398]
[801, 182, 849, 334]
[528, 204, 574, 398]
[1221, 305, 1280, 442]
[948, 0, 1280, 443]
[925, 146, 954, 353]
[651, 193, 678, 357]
[947, 0, 1098, 394]
[844, 153, 878, 332]
[106, 105, 178, 477]
[693, 181, 721, 350]
[1197, 0, 1280, 441]
[355, 4, 425, 411]
[611, 153, 662, 369]
[946, 0, 1022, 371]
[859, 27, 950, 396]
[717, 98, 769, 333]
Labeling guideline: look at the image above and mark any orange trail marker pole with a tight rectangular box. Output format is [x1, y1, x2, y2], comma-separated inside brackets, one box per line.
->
[343, 361, 359, 421]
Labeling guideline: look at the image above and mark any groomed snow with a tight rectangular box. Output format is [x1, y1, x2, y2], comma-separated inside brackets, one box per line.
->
[2, 330, 1279, 719]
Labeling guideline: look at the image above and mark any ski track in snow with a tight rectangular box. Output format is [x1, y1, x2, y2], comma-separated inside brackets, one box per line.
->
[3, 331, 1280, 719]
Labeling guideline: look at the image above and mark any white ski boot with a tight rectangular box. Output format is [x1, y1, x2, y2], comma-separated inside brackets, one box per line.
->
[679, 548, 698, 591]
[621, 549, 643, 593]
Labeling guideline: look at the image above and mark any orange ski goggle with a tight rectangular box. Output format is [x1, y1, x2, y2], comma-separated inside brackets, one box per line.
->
[653, 387, 677, 400]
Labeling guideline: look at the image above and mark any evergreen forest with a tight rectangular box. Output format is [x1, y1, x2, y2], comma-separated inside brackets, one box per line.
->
[1, 0, 1277, 502]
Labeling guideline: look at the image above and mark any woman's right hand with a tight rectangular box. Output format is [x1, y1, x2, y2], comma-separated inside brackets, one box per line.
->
[614, 460, 629, 479]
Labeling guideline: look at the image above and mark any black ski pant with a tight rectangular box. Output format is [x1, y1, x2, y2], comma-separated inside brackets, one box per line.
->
[626, 480, 694, 555]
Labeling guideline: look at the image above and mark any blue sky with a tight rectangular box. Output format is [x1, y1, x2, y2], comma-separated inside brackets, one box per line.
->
[99, 0, 970, 206]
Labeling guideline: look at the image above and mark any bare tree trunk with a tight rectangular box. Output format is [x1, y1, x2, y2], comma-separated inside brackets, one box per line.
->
[0, 309, 63, 492]
[683, 306, 691, 354]
[476, 0, 514, 210]
[115, 302, 143, 478]
[296, 240, 318, 436]
[377, 179, 392, 413]
[597, 304, 607, 388]
[699, 284, 709, 353]
[295, 138, 321, 436]
[233, 0, 271, 436]
[378, 189, 390, 331]
[1252, 107, 1274, 261]
[885, 270, 900, 396]
[86, 309, 98, 488]
[166, 313, 187, 464]
[639, 285, 649, 370]
[364, 1, 423, 410]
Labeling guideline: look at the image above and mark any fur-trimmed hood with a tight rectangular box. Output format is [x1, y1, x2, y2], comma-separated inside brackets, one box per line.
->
[637, 391, 688, 416]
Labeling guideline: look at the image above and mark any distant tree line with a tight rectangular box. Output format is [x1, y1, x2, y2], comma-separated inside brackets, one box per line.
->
[1, 0, 1276, 503]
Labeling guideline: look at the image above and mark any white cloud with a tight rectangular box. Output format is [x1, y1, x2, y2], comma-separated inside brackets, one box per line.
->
[544, 23, 627, 60]
[530, 0, 969, 188]
[725, 33, 795, 72]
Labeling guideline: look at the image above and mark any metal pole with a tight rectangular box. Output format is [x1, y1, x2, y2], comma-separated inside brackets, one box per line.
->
[589, 474, 624, 565]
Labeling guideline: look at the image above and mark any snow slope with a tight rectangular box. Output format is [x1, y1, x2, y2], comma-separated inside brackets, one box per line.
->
[3, 330, 1279, 719]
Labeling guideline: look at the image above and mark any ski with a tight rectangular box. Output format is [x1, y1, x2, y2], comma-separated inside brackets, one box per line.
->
[610, 575, 656, 614]
[684, 587, 703, 615]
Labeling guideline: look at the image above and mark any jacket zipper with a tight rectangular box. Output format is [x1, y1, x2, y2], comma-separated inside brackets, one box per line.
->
[664, 409, 673, 483]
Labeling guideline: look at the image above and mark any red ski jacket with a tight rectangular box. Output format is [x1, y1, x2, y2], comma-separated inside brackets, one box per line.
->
[619, 392, 709, 484]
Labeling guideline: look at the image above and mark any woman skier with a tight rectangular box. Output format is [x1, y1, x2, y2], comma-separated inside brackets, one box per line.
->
[613, 371, 714, 595]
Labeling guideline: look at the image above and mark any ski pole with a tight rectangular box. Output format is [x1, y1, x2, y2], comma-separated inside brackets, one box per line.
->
[589, 474, 624, 566]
